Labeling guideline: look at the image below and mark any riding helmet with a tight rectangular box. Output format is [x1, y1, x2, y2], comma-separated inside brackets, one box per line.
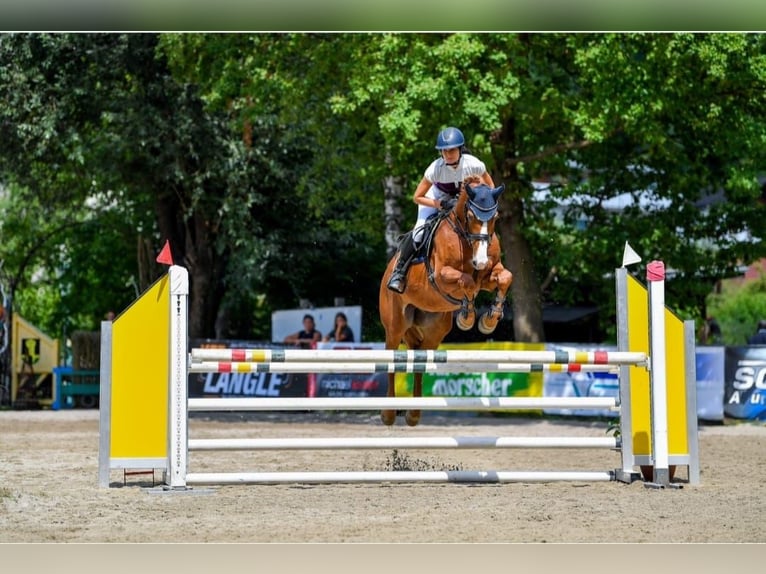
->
[435, 127, 465, 150]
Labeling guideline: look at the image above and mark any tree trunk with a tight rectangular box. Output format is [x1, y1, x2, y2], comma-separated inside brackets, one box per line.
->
[154, 190, 223, 339]
[493, 114, 545, 343]
[383, 151, 405, 259]
[495, 185, 546, 343]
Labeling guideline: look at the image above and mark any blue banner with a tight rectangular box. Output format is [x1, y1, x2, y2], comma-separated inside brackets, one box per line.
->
[724, 346, 766, 420]
[188, 339, 309, 398]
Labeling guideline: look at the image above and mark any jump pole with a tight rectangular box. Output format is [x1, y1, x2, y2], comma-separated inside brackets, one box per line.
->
[190, 348, 646, 366]
[188, 361, 621, 374]
[188, 436, 619, 450]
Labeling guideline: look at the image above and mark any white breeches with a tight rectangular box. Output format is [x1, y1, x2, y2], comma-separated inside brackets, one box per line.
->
[412, 186, 442, 244]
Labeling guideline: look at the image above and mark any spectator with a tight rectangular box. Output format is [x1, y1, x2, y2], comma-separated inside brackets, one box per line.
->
[747, 320, 766, 345]
[284, 314, 322, 348]
[323, 312, 355, 343]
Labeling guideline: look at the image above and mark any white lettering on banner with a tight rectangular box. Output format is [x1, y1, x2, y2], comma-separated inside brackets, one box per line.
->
[431, 377, 512, 397]
[202, 372, 281, 396]
[732, 365, 766, 391]
[262, 373, 283, 396]
[728, 389, 765, 405]
[244, 374, 258, 395]
[203, 373, 226, 394]
[228, 374, 245, 395]
[320, 377, 352, 391]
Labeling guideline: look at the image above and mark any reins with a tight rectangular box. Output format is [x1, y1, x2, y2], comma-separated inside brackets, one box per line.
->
[423, 199, 493, 308]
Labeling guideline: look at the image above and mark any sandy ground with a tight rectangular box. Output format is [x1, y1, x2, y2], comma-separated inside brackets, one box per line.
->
[1, 408, 764, 543]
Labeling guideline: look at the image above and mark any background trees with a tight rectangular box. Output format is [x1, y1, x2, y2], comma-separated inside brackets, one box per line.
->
[1, 33, 765, 350]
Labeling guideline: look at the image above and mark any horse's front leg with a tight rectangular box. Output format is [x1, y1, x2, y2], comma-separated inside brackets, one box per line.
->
[478, 264, 513, 335]
[439, 265, 477, 329]
[455, 297, 476, 331]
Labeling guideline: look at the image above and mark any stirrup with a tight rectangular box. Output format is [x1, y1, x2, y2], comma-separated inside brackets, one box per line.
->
[387, 274, 406, 293]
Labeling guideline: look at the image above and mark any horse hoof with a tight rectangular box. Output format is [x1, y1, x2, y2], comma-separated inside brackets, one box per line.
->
[456, 313, 475, 331]
[381, 410, 397, 426]
[478, 314, 498, 335]
[405, 410, 421, 427]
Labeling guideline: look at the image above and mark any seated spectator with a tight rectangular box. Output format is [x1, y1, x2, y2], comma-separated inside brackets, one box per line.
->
[748, 320, 766, 345]
[323, 312, 355, 343]
[284, 314, 322, 348]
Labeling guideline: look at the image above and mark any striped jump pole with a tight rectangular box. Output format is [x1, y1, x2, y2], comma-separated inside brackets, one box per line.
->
[189, 348, 647, 366]
[188, 361, 620, 375]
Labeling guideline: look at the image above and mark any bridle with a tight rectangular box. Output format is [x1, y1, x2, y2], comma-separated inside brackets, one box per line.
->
[423, 192, 499, 308]
[445, 198, 496, 245]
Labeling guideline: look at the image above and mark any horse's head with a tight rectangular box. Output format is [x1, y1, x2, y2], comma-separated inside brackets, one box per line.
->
[459, 182, 505, 270]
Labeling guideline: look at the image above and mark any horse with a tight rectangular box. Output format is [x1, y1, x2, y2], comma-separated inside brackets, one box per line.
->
[378, 181, 513, 426]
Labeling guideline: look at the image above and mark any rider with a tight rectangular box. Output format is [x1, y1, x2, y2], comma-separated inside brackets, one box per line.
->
[387, 126, 496, 293]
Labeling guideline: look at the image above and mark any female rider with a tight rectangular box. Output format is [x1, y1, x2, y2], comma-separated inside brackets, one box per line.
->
[387, 126, 495, 293]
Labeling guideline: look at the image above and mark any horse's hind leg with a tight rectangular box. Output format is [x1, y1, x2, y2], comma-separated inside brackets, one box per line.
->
[404, 312, 453, 427]
[380, 300, 409, 426]
[404, 372, 422, 427]
[381, 371, 397, 426]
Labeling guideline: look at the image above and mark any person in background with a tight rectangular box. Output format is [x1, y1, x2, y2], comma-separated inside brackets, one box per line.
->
[323, 312, 355, 343]
[284, 314, 322, 348]
[747, 320, 766, 345]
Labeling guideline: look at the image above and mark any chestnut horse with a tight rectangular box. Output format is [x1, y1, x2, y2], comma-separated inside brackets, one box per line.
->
[378, 182, 513, 426]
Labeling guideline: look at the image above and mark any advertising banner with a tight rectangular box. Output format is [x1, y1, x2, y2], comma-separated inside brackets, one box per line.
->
[695, 346, 726, 421]
[396, 341, 544, 399]
[189, 340, 309, 398]
[312, 342, 387, 398]
[272, 306, 362, 344]
[724, 346, 766, 420]
[542, 344, 726, 420]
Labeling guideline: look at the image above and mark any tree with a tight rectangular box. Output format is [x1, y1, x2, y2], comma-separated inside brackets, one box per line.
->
[3, 33, 765, 347]
[330, 33, 766, 341]
[0, 34, 315, 339]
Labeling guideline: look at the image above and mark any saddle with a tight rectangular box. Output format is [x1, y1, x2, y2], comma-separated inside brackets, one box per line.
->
[411, 209, 452, 264]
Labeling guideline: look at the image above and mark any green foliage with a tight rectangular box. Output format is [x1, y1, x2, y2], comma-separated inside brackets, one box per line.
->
[2, 33, 766, 345]
[707, 274, 766, 346]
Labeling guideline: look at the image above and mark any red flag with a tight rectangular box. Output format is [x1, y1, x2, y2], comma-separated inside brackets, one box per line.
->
[156, 240, 174, 266]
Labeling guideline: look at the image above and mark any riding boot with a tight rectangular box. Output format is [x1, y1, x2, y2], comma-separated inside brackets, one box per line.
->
[387, 232, 418, 293]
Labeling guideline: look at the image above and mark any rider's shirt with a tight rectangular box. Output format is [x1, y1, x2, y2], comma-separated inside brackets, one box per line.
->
[424, 154, 487, 197]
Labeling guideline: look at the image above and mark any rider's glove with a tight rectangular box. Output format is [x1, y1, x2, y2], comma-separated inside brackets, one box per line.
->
[439, 196, 457, 212]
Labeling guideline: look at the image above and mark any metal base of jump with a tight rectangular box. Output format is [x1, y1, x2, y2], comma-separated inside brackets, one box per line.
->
[184, 470, 617, 485]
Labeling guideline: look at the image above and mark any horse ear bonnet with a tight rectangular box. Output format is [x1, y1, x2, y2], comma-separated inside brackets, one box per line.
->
[466, 184, 503, 221]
